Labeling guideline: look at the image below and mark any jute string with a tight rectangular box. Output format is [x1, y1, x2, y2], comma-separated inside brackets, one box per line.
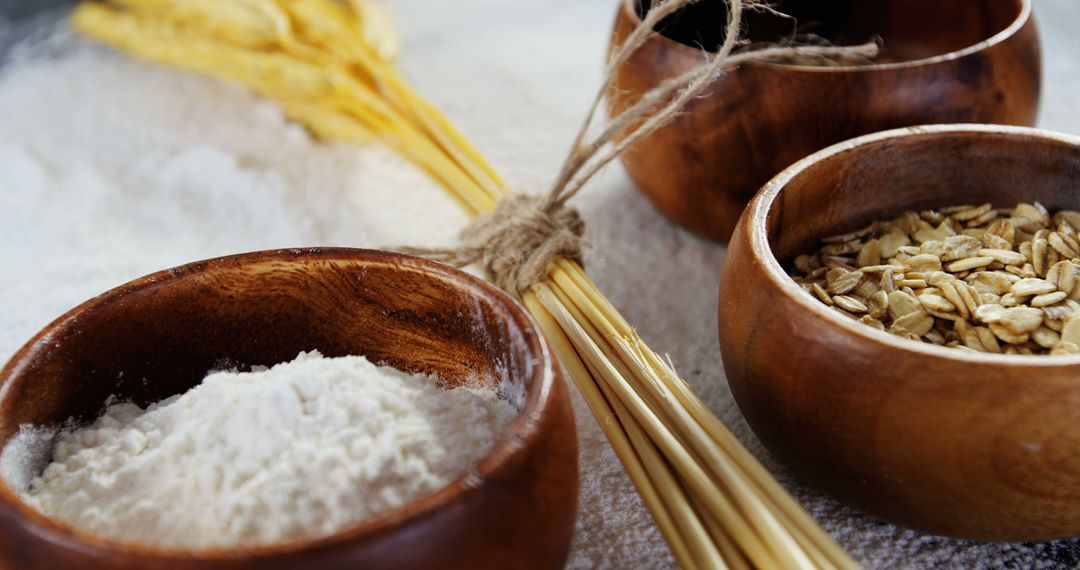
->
[403, 0, 879, 297]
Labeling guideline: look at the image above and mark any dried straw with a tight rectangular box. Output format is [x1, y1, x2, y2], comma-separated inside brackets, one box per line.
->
[72, 0, 877, 567]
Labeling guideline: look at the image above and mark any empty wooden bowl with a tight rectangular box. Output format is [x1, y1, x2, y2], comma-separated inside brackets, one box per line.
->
[608, 0, 1041, 242]
[718, 124, 1080, 540]
[0, 248, 578, 569]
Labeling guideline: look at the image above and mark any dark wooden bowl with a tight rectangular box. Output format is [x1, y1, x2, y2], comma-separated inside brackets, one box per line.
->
[608, 0, 1041, 242]
[0, 248, 578, 569]
[718, 124, 1080, 541]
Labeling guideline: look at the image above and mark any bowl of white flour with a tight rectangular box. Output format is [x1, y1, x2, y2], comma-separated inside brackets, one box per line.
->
[0, 248, 579, 570]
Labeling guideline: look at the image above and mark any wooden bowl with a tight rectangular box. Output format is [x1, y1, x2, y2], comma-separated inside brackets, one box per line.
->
[718, 124, 1080, 541]
[0, 248, 578, 569]
[607, 0, 1041, 242]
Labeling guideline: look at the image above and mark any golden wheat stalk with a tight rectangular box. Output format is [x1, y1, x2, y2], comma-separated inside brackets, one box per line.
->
[72, 2, 859, 567]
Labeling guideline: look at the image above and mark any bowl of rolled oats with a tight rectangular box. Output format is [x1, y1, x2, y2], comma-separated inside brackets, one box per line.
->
[718, 124, 1080, 541]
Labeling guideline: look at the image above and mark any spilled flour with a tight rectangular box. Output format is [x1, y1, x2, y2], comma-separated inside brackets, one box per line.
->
[9, 351, 516, 548]
[0, 20, 469, 365]
[0, 15, 487, 550]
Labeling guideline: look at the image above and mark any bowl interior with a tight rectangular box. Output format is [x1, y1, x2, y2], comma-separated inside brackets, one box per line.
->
[638, 0, 1023, 63]
[762, 126, 1080, 273]
[0, 248, 537, 488]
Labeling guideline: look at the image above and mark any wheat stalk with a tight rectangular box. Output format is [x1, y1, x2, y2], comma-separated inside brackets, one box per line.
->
[72, 1, 864, 567]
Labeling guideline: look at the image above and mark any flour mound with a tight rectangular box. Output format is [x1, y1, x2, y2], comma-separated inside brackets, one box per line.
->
[20, 351, 516, 548]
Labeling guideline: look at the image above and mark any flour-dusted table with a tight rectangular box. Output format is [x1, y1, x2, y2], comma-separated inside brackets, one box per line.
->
[389, 0, 1080, 567]
[1, 0, 1078, 567]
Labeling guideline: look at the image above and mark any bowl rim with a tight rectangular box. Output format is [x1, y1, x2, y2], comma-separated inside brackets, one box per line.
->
[0, 247, 563, 561]
[619, 0, 1032, 72]
[746, 123, 1080, 367]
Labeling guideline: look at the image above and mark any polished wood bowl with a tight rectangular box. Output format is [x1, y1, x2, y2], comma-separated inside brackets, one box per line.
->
[0, 248, 578, 569]
[718, 124, 1080, 541]
[608, 0, 1041, 242]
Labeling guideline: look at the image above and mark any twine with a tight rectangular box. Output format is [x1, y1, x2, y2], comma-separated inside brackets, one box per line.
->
[400, 194, 584, 295]
[404, 0, 879, 297]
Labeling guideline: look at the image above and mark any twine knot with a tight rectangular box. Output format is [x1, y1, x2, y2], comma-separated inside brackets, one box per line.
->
[407, 195, 585, 297]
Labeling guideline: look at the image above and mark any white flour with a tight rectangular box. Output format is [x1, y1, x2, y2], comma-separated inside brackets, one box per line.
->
[0, 19, 491, 550]
[10, 351, 515, 548]
[0, 22, 469, 365]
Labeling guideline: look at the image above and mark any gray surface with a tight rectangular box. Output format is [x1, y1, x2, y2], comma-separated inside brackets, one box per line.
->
[0, 2, 72, 59]
[0, 0, 1078, 568]
[1036, 0, 1080, 132]
[0, 0, 71, 22]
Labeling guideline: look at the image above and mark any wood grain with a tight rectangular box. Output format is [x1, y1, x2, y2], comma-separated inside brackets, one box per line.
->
[718, 125, 1080, 541]
[0, 248, 578, 569]
[608, 0, 1041, 242]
